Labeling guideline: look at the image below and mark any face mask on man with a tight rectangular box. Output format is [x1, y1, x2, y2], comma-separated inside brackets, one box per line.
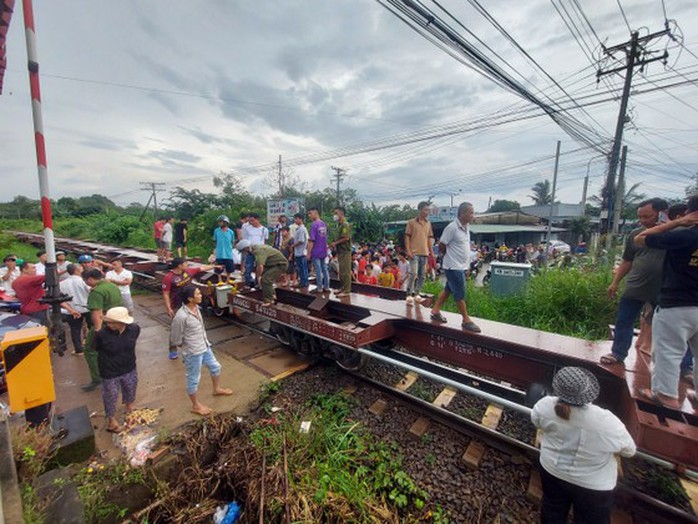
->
[332, 214, 339, 222]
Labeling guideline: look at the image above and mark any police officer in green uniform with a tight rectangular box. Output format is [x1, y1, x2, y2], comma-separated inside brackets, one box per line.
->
[330, 206, 352, 297]
[81, 268, 123, 391]
[235, 240, 288, 305]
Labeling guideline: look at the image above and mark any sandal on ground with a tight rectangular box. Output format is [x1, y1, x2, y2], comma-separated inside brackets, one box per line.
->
[461, 321, 481, 333]
[640, 388, 677, 409]
[430, 312, 448, 323]
[600, 353, 623, 365]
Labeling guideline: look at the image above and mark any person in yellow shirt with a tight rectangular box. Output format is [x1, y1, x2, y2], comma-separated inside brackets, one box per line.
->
[378, 263, 396, 288]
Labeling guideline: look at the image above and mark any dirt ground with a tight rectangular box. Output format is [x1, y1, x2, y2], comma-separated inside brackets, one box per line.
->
[43, 291, 271, 458]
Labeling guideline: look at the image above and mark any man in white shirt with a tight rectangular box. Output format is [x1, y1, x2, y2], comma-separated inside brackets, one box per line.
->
[35, 250, 47, 276]
[56, 251, 70, 281]
[60, 263, 91, 355]
[242, 213, 269, 287]
[429, 202, 480, 333]
[0, 255, 20, 296]
[161, 217, 174, 260]
[106, 258, 134, 312]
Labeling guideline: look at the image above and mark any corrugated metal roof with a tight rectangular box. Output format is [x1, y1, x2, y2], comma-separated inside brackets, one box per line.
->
[0, 0, 15, 95]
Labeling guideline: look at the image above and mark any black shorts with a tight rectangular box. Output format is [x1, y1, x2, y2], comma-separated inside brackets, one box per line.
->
[175, 240, 187, 248]
[216, 258, 235, 274]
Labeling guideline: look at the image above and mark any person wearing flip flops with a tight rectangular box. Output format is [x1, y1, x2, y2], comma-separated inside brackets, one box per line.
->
[429, 202, 481, 333]
[600, 198, 668, 367]
[169, 285, 233, 416]
[93, 307, 141, 433]
[404, 201, 434, 305]
[532, 367, 636, 523]
[633, 195, 698, 409]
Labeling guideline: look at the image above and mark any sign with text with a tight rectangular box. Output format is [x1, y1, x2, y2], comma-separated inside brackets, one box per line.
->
[267, 199, 302, 225]
[429, 206, 458, 222]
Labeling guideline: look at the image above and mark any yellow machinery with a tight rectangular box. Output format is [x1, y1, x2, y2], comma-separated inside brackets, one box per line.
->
[1, 326, 55, 413]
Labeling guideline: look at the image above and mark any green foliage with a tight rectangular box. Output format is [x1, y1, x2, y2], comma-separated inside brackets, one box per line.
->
[74, 460, 145, 523]
[250, 392, 437, 522]
[487, 199, 521, 213]
[424, 265, 617, 340]
[529, 180, 553, 205]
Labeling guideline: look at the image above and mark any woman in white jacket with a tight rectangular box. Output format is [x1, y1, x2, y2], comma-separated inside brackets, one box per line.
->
[531, 367, 636, 524]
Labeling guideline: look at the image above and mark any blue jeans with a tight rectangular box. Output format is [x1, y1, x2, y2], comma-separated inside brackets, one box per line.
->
[312, 257, 330, 290]
[244, 252, 256, 286]
[183, 348, 222, 395]
[610, 297, 645, 361]
[295, 255, 309, 287]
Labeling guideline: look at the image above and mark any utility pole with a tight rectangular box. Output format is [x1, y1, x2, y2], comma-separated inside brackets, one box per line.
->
[140, 182, 166, 221]
[330, 166, 347, 206]
[597, 29, 669, 239]
[278, 154, 283, 197]
[612, 146, 628, 235]
[546, 141, 561, 243]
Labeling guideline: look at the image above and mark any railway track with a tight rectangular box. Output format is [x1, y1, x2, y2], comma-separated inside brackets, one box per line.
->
[11, 231, 698, 521]
[212, 309, 698, 523]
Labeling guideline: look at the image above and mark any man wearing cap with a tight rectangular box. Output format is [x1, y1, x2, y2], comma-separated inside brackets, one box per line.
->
[213, 215, 236, 275]
[236, 240, 287, 306]
[0, 255, 20, 296]
[94, 307, 141, 433]
[81, 269, 123, 391]
[170, 285, 232, 416]
[532, 367, 636, 523]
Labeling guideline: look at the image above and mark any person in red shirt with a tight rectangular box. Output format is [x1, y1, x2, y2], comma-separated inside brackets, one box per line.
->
[13, 262, 80, 325]
[162, 258, 218, 319]
[153, 218, 166, 262]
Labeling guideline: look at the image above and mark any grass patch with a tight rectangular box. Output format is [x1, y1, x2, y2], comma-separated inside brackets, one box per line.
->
[423, 266, 618, 340]
[250, 392, 438, 522]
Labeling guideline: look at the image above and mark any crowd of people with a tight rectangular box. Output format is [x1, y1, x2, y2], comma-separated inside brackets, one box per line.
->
[2, 193, 697, 522]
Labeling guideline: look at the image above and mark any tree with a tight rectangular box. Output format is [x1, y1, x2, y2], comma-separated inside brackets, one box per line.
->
[265, 159, 305, 198]
[687, 172, 698, 197]
[487, 199, 520, 213]
[568, 216, 592, 243]
[588, 182, 646, 219]
[529, 180, 553, 205]
[165, 187, 217, 220]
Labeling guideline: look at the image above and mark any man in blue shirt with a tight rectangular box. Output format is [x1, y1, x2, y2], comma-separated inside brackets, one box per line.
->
[213, 215, 236, 275]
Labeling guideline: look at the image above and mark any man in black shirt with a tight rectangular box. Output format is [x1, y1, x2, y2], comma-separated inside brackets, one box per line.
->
[174, 218, 188, 258]
[94, 307, 141, 432]
[635, 195, 698, 408]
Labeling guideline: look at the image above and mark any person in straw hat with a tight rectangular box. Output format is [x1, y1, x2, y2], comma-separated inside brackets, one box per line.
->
[531, 367, 636, 523]
[94, 306, 141, 433]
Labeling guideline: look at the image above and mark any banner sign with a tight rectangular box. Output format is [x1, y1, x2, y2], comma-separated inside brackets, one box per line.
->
[429, 206, 457, 222]
[267, 199, 301, 225]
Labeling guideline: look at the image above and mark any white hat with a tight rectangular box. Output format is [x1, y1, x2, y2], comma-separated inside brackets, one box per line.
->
[103, 306, 134, 325]
[235, 239, 251, 251]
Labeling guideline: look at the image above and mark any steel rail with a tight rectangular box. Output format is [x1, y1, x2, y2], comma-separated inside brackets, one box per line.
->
[358, 345, 698, 482]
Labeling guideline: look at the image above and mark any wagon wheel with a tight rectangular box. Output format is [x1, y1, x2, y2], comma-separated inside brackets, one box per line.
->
[331, 345, 366, 371]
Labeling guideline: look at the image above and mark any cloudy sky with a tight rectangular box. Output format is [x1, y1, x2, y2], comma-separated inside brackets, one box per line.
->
[1, 0, 697, 213]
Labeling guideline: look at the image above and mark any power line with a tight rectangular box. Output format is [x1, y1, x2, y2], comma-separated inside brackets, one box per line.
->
[615, 0, 632, 34]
